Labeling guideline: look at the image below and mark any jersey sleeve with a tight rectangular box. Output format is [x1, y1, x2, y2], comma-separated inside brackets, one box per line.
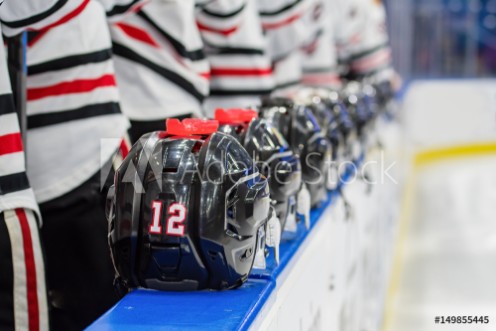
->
[258, 0, 311, 60]
[257, 0, 312, 95]
[0, 28, 40, 217]
[197, 0, 275, 115]
[109, 0, 209, 120]
[333, 0, 393, 81]
[96, 0, 145, 22]
[0, 0, 88, 36]
[300, 0, 341, 88]
[195, 0, 246, 40]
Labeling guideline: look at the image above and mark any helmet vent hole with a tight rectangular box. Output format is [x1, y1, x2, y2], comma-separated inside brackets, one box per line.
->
[163, 167, 177, 173]
[191, 141, 203, 153]
[208, 250, 217, 261]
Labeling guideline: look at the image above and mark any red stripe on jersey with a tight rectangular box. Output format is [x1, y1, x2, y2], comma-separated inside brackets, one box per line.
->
[115, 22, 160, 48]
[196, 21, 238, 36]
[126, 0, 149, 15]
[351, 49, 391, 72]
[302, 73, 341, 86]
[27, 74, 117, 101]
[15, 209, 39, 331]
[262, 12, 303, 30]
[200, 72, 211, 80]
[349, 32, 362, 45]
[210, 67, 273, 76]
[30, 0, 90, 32]
[0, 133, 23, 156]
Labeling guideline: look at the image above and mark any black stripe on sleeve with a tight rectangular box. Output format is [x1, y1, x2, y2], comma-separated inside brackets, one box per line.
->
[348, 43, 390, 62]
[303, 66, 336, 74]
[274, 80, 300, 91]
[27, 102, 121, 129]
[112, 42, 206, 103]
[259, 0, 303, 16]
[137, 11, 205, 61]
[106, 0, 141, 17]
[0, 94, 16, 116]
[0, 0, 69, 28]
[26, 31, 41, 45]
[209, 88, 273, 97]
[213, 47, 264, 56]
[0, 212, 15, 331]
[27, 49, 112, 75]
[0, 172, 30, 196]
[204, 41, 265, 56]
[201, 3, 245, 18]
[348, 64, 393, 80]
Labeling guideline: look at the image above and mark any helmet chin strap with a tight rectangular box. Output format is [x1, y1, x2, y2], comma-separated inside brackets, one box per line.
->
[252, 226, 267, 270]
[265, 207, 281, 265]
[284, 198, 298, 234]
[252, 207, 282, 269]
[297, 184, 311, 230]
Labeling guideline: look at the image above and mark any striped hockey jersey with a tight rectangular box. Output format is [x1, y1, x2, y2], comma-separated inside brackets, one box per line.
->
[332, 0, 393, 82]
[300, 0, 341, 88]
[0, 33, 39, 218]
[258, 0, 311, 95]
[110, 0, 210, 121]
[196, 0, 275, 116]
[14, 0, 140, 203]
[1, 1, 104, 329]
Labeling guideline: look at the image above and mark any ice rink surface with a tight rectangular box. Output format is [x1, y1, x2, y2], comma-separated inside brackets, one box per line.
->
[386, 80, 496, 331]
[388, 156, 496, 331]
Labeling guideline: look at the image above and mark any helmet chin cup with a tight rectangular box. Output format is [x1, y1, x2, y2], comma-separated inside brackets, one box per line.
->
[283, 197, 298, 234]
[297, 184, 311, 230]
[265, 207, 281, 265]
[252, 226, 267, 270]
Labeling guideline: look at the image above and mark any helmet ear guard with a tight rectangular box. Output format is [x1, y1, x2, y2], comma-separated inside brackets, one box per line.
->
[108, 119, 271, 291]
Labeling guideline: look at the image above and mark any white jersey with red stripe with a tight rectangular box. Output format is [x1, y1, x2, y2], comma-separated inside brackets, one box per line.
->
[0, 30, 39, 218]
[20, 0, 132, 203]
[300, 0, 341, 88]
[196, 0, 275, 116]
[258, 0, 311, 95]
[332, 0, 393, 81]
[110, 0, 210, 121]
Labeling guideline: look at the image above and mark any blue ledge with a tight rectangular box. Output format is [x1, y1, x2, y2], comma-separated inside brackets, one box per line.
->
[87, 162, 361, 331]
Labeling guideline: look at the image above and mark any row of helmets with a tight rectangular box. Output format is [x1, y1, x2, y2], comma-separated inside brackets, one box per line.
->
[105, 80, 395, 293]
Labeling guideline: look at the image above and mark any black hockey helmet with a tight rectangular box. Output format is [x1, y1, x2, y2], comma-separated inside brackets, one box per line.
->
[215, 109, 302, 232]
[258, 97, 331, 207]
[373, 80, 394, 111]
[294, 89, 343, 160]
[107, 119, 271, 291]
[342, 82, 371, 137]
